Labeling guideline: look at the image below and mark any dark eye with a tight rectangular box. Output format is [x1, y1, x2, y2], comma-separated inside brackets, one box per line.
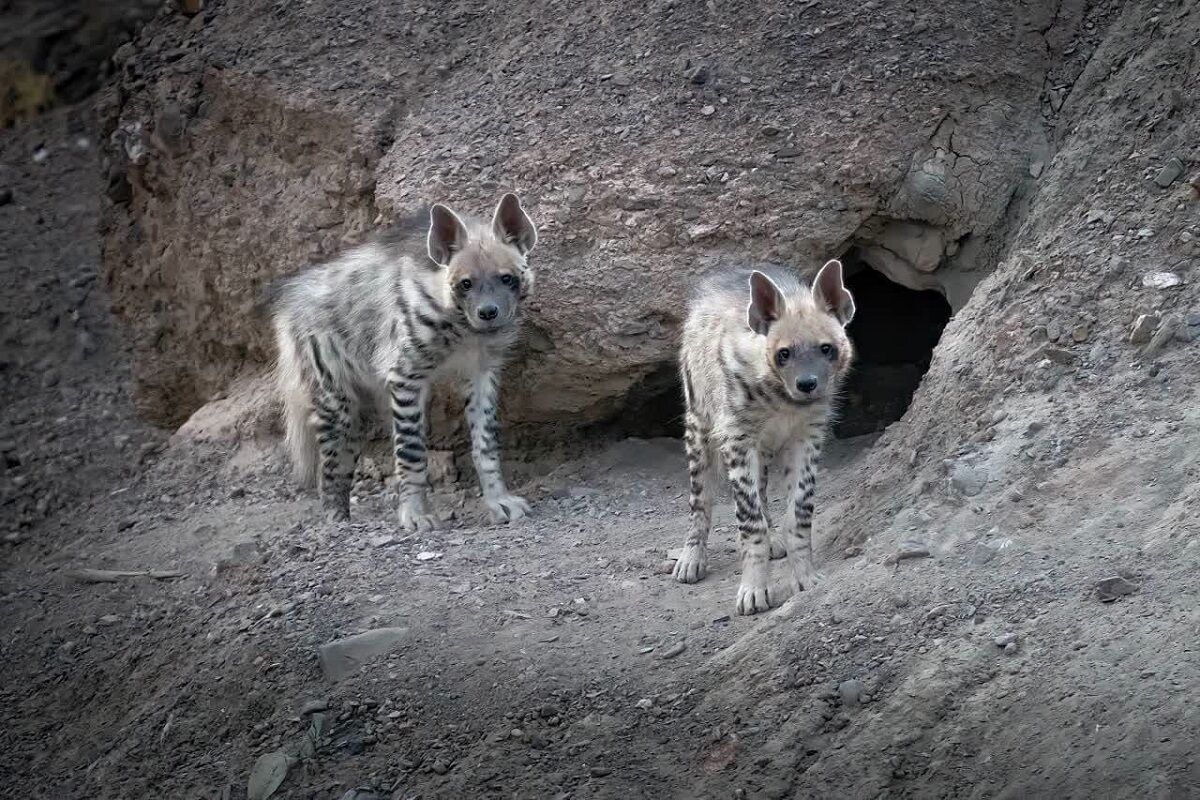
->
[775, 348, 791, 366]
[499, 274, 518, 288]
[457, 278, 473, 293]
[820, 343, 837, 359]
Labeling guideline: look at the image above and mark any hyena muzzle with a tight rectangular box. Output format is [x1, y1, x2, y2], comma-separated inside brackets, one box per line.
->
[270, 193, 538, 530]
[674, 259, 856, 615]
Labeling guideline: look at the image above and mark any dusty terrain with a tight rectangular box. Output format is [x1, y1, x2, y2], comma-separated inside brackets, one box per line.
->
[4, 0, 1200, 798]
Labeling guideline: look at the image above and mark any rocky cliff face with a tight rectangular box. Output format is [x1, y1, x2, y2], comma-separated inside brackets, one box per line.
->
[99, 0, 1074, 436]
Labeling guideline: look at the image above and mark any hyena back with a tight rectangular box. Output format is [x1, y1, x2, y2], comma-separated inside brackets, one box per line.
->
[675, 259, 856, 615]
[271, 193, 538, 530]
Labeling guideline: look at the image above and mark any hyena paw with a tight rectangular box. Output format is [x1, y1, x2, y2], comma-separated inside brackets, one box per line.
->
[769, 534, 788, 560]
[791, 562, 825, 592]
[485, 493, 530, 524]
[736, 566, 782, 615]
[672, 545, 708, 584]
[322, 498, 350, 523]
[398, 501, 444, 532]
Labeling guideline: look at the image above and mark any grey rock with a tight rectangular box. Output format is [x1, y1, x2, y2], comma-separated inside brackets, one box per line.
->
[660, 641, 687, 659]
[993, 632, 1018, 648]
[1153, 157, 1184, 188]
[318, 627, 410, 681]
[299, 699, 329, 715]
[247, 751, 293, 800]
[951, 464, 989, 496]
[838, 679, 865, 707]
[1140, 313, 1181, 359]
[1141, 271, 1181, 289]
[1095, 575, 1138, 602]
[1129, 314, 1158, 345]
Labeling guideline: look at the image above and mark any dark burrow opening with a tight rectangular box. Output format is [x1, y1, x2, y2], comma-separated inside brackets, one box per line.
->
[833, 253, 953, 438]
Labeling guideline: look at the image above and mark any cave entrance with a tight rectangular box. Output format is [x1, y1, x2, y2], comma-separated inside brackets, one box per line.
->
[834, 250, 952, 439]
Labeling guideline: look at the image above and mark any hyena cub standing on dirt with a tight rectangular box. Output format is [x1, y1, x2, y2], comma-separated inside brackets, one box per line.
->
[675, 260, 855, 615]
[271, 194, 538, 530]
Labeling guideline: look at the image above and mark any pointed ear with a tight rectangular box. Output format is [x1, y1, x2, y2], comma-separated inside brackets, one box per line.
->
[492, 193, 537, 255]
[813, 259, 855, 326]
[747, 271, 786, 336]
[427, 203, 469, 266]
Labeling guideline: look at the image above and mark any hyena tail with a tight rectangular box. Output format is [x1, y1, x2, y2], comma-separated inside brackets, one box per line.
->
[273, 318, 319, 489]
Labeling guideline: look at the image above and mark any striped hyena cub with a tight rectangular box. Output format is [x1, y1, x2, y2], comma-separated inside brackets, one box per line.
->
[271, 193, 538, 530]
[675, 260, 855, 615]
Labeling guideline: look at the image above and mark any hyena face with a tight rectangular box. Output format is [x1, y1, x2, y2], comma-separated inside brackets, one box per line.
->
[427, 193, 538, 333]
[748, 259, 856, 403]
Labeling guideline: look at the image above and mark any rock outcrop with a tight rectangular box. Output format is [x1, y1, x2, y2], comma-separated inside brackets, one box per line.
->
[100, 0, 1065, 434]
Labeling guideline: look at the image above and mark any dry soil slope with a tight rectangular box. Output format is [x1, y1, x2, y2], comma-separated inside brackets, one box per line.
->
[699, 2, 1200, 797]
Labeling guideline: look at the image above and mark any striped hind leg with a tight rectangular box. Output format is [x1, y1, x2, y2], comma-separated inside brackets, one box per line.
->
[308, 338, 360, 521]
[673, 410, 716, 583]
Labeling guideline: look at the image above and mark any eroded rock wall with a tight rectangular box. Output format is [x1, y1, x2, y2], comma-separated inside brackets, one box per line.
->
[101, 0, 1061, 433]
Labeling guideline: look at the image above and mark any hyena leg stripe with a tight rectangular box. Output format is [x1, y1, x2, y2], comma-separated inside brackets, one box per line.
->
[683, 414, 714, 547]
[724, 443, 768, 548]
[388, 370, 430, 500]
[306, 337, 357, 516]
[786, 442, 821, 565]
[465, 369, 505, 499]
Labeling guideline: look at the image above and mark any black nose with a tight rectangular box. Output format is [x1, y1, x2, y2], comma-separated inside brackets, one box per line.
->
[478, 304, 499, 321]
[796, 376, 818, 393]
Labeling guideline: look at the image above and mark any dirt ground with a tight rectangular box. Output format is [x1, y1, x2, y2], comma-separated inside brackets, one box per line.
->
[3, 98, 1200, 800]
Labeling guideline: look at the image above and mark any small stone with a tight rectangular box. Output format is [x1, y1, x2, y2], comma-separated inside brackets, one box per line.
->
[589, 766, 612, 777]
[635, 698, 654, 710]
[660, 641, 687, 659]
[656, 165, 677, 178]
[838, 679, 865, 707]
[415, 551, 442, 561]
[1095, 575, 1138, 602]
[700, 105, 716, 116]
[98, 614, 120, 626]
[993, 632, 1018, 648]
[885, 540, 931, 565]
[1038, 344, 1075, 365]
[685, 65, 710, 85]
[318, 627, 410, 681]
[247, 751, 293, 800]
[1130, 314, 1159, 344]
[1140, 313, 1182, 359]
[656, 559, 676, 574]
[430, 760, 449, 775]
[1141, 271, 1182, 289]
[1153, 157, 1184, 188]
[369, 535, 398, 548]
[760, 124, 781, 137]
[299, 699, 329, 715]
[1071, 323, 1090, 343]
[1004, 642, 1019, 654]
[951, 464, 989, 496]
